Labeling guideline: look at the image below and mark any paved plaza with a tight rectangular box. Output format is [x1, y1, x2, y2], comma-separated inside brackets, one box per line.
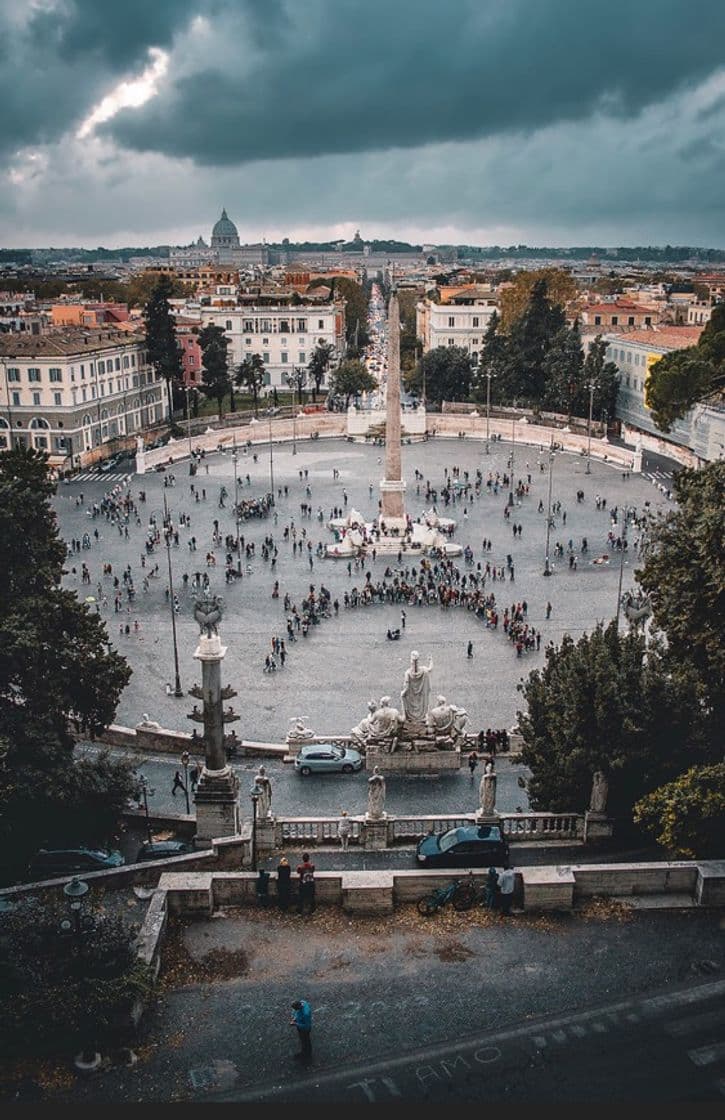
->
[54, 435, 674, 748]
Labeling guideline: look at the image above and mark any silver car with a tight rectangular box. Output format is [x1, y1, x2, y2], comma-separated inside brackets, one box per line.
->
[294, 743, 363, 776]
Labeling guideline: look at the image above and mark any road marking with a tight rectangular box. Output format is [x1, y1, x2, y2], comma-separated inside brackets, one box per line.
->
[688, 1042, 725, 1067]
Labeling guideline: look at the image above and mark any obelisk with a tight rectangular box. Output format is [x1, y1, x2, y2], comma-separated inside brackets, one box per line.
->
[379, 286, 406, 531]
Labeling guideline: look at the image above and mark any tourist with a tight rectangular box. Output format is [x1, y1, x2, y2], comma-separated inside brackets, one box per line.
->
[498, 864, 515, 917]
[276, 855, 292, 911]
[338, 810, 352, 851]
[290, 999, 312, 1062]
[467, 750, 478, 776]
[171, 770, 186, 797]
[296, 852, 316, 915]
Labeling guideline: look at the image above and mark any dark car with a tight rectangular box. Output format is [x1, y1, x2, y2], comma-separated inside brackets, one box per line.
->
[135, 840, 193, 863]
[29, 847, 125, 878]
[416, 825, 509, 869]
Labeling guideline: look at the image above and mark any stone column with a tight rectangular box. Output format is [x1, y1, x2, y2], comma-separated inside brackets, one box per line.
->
[191, 632, 240, 845]
[379, 287, 406, 528]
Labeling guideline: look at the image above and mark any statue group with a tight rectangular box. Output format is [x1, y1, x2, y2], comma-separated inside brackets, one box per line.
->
[351, 650, 468, 753]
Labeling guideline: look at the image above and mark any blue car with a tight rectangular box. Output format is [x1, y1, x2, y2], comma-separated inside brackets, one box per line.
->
[294, 743, 363, 776]
[29, 847, 125, 878]
[416, 825, 509, 869]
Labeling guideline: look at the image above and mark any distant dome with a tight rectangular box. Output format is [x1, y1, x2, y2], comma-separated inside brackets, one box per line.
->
[211, 208, 239, 246]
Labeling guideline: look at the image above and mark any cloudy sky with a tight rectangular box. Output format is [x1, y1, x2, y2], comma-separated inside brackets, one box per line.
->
[2, 0, 725, 249]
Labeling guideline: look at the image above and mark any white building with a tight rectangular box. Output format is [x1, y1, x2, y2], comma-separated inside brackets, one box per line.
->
[417, 286, 498, 364]
[605, 326, 724, 464]
[201, 295, 346, 394]
[169, 209, 269, 270]
[0, 328, 164, 468]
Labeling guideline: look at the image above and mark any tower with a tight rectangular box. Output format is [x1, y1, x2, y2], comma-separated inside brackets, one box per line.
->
[379, 287, 407, 531]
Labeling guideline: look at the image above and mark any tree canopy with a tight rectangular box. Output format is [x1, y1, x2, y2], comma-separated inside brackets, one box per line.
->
[235, 353, 266, 416]
[307, 341, 335, 400]
[0, 447, 135, 875]
[633, 763, 725, 859]
[198, 323, 231, 420]
[498, 267, 576, 330]
[330, 359, 376, 407]
[415, 345, 472, 405]
[636, 459, 724, 746]
[646, 303, 725, 430]
[142, 276, 183, 419]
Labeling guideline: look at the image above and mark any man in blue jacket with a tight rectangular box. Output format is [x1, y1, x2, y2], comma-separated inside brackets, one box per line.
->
[290, 999, 312, 1062]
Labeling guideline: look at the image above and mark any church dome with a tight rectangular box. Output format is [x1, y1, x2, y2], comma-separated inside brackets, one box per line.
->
[211, 208, 239, 244]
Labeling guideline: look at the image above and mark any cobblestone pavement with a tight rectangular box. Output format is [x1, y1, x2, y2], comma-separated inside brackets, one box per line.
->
[54, 435, 674, 746]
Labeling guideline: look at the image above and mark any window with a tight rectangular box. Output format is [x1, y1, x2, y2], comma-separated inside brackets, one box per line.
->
[448, 338, 455, 346]
[91, 385, 96, 399]
[123, 356, 129, 368]
[245, 338, 252, 346]
[448, 316, 455, 327]
[131, 354, 136, 366]
[226, 320, 232, 331]
[82, 387, 87, 402]
[12, 391, 20, 406]
[279, 319, 289, 333]
[299, 352, 306, 364]
[49, 368, 62, 382]
[260, 319, 271, 333]
[628, 317, 635, 326]
[644, 316, 651, 326]
[611, 316, 618, 325]
[7, 367, 19, 382]
[243, 319, 255, 333]
[296, 318, 307, 332]
[594, 315, 601, 326]
[53, 392, 62, 406]
[32, 391, 41, 405]
[634, 353, 640, 366]
[281, 352, 288, 363]
[262, 338, 269, 346]
[114, 357, 120, 371]
[98, 361, 106, 374]
[318, 319, 324, 330]
[28, 368, 41, 382]
[80, 364, 86, 379]
[262, 352, 270, 364]
[472, 316, 479, 328]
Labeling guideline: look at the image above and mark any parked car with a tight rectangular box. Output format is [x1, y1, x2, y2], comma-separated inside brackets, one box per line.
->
[99, 456, 119, 472]
[135, 840, 193, 862]
[28, 847, 125, 878]
[415, 825, 509, 869]
[294, 743, 363, 776]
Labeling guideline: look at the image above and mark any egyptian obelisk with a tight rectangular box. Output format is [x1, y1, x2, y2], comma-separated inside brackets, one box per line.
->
[379, 287, 406, 531]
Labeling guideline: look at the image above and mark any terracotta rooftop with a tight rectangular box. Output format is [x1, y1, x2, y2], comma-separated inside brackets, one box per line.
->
[605, 326, 704, 350]
[0, 326, 144, 357]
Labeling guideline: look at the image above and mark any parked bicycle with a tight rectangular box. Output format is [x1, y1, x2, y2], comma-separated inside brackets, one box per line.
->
[417, 877, 474, 916]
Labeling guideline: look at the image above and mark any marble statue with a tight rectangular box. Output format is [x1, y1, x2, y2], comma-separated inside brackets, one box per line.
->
[194, 594, 224, 637]
[351, 698, 379, 747]
[370, 696, 402, 747]
[253, 764, 272, 818]
[427, 695, 468, 744]
[400, 650, 433, 726]
[479, 760, 497, 815]
[367, 765, 386, 819]
[287, 717, 315, 743]
[589, 770, 609, 814]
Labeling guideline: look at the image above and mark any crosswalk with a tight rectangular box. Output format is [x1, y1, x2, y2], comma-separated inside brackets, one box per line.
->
[70, 471, 132, 482]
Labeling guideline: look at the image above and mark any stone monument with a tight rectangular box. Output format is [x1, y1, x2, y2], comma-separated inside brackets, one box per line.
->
[187, 595, 240, 845]
[365, 765, 388, 850]
[378, 287, 407, 535]
[584, 768, 614, 843]
[353, 649, 467, 773]
[477, 759, 498, 823]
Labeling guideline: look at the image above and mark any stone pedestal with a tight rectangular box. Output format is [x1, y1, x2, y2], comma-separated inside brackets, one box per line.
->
[583, 810, 614, 843]
[194, 764, 240, 845]
[475, 811, 500, 827]
[364, 815, 389, 850]
[255, 816, 276, 857]
[366, 746, 461, 773]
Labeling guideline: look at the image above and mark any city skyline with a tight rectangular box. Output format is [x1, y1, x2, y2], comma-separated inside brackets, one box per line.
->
[1, 1, 725, 249]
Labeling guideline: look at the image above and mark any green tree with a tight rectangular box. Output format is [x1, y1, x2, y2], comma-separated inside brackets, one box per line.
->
[0, 447, 134, 875]
[633, 763, 725, 859]
[415, 345, 472, 406]
[142, 276, 184, 420]
[541, 320, 584, 417]
[234, 353, 266, 416]
[470, 311, 507, 405]
[330, 359, 377, 408]
[124, 270, 186, 309]
[581, 334, 620, 422]
[307, 342, 335, 400]
[646, 303, 725, 430]
[517, 622, 706, 824]
[499, 267, 576, 330]
[636, 460, 725, 747]
[500, 279, 566, 403]
[331, 277, 370, 354]
[198, 323, 230, 421]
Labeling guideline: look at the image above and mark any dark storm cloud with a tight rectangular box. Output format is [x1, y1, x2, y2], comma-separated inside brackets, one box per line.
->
[0, 0, 198, 158]
[106, 0, 725, 166]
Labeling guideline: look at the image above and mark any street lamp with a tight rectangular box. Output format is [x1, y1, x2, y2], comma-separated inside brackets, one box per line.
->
[585, 381, 596, 475]
[266, 406, 275, 502]
[285, 367, 307, 455]
[614, 534, 628, 629]
[63, 876, 90, 936]
[183, 385, 193, 467]
[162, 492, 184, 696]
[250, 786, 260, 871]
[180, 750, 191, 815]
[508, 409, 517, 507]
[231, 437, 242, 573]
[484, 369, 494, 454]
[137, 774, 155, 843]
[543, 444, 555, 576]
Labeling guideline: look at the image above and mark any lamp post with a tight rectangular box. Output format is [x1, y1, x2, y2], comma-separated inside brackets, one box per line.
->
[250, 787, 260, 871]
[138, 774, 155, 843]
[180, 750, 191, 815]
[585, 381, 596, 475]
[614, 534, 628, 629]
[543, 443, 555, 576]
[508, 410, 517, 507]
[184, 385, 193, 466]
[162, 492, 184, 696]
[484, 369, 493, 454]
[231, 437, 242, 573]
[266, 406, 275, 502]
[62, 876, 90, 936]
[285, 367, 306, 455]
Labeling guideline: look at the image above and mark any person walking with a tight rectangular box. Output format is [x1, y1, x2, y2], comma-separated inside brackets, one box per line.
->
[498, 864, 515, 917]
[338, 810, 352, 851]
[189, 765, 199, 792]
[467, 750, 478, 777]
[171, 770, 186, 797]
[545, 601, 552, 620]
[296, 852, 316, 915]
[290, 999, 312, 1062]
[484, 865, 500, 909]
[276, 855, 292, 911]
[466, 640, 473, 659]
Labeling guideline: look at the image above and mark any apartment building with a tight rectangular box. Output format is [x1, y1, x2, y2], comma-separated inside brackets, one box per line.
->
[0, 328, 164, 467]
[416, 285, 499, 363]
